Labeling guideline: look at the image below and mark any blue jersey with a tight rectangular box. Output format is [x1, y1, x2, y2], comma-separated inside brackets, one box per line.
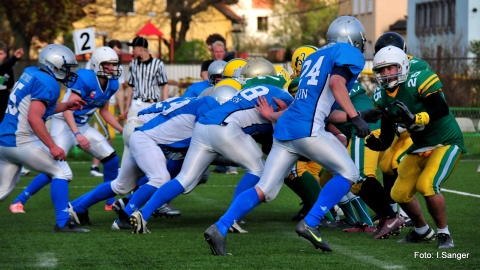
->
[56, 69, 118, 126]
[274, 43, 365, 140]
[0, 67, 60, 146]
[199, 84, 294, 136]
[183, 80, 210, 97]
[137, 96, 220, 149]
[137, 96, 193, 122]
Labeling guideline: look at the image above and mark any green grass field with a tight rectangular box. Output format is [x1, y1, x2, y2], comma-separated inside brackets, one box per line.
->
[1, 157, 479, 269]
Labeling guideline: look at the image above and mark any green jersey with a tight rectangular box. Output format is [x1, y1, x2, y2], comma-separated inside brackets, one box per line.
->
[372, 69, 466, 153]
[242, 75, 287, 89]
[335, 81, 380, 139]
[408, 55, 432, 72]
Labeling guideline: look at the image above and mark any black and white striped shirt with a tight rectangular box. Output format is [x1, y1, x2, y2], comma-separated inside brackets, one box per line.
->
[128, 56, 168, 101]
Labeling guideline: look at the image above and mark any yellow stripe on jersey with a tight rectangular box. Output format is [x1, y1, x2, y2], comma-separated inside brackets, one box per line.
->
[418, 74, 439, 95]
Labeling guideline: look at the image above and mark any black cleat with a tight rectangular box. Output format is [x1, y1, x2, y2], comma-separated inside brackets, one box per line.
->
[398, 228, 436, 243]
[152, 203, 181, 218]
[437, 233, 454, 249]
[54, 219, 90, 233]
[204, 224, 229, 255]
[295, 220, 332, 252]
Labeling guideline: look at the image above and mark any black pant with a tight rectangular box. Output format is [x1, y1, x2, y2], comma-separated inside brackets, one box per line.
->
[0, 90, 9, 123]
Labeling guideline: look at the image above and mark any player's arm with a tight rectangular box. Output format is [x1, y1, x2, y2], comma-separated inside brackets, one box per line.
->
[124, 85, 133, 116]
[161, 83, 169, 101]
[99, 101, 124, 134]
[29, 100, 66, 160]
[115, 84, 125, 120]
[54, 94, 86, 113]
[422, 91, 450, 122]
[62, 92, 90, 150]
[330, 69, 369, 137]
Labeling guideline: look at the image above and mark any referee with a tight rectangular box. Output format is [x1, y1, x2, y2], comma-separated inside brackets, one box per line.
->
[124, 36, 169, 119]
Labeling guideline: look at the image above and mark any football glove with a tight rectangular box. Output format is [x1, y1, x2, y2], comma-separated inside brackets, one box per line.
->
[365, 135, 386, 151]
[360, 109, 384, 123]
[392, 100, 415, 126]
[350, 115, 370, 138]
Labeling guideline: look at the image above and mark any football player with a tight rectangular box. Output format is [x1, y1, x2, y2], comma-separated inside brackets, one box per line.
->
[367, 45, 465, 249]
[0, 44, 88, 232]
[10, 47, 124, 214]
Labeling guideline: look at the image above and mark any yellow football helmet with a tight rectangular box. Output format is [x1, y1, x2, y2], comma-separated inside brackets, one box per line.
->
[214, 78, 242, 91]
[274, 65, 290, 81]
[223, 58, 248, 78]
[290, 45, 317, 79]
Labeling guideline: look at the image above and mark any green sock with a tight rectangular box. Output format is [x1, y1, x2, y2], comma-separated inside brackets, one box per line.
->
[350, 196, 373, 227]
[338, 199, 358, 225]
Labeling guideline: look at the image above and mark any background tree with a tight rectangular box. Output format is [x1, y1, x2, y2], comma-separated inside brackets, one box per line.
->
[0, 0, 86, 62]
[270, 0, 338, 57]
[165, 0, 238, 51]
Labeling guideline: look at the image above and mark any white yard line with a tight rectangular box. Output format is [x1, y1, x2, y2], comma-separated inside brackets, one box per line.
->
[441, 188, 480, 198]
[34, 252, 58, 268]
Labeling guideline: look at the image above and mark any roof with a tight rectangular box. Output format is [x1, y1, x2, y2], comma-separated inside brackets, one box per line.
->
[213, 2, 244, 25]
[389, 19, 407, 31]
[136, 21, 164, 37]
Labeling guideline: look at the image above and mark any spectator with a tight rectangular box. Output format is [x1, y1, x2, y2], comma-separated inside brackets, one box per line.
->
[200, 34, 235, 80]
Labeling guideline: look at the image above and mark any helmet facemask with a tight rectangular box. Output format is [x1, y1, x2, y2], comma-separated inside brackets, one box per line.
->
[373, 46, 410, 91]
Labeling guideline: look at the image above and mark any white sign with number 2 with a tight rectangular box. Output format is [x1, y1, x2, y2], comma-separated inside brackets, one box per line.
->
[73, 27, 96, 55]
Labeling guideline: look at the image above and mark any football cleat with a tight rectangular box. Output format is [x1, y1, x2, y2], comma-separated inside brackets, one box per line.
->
[54, 219, 90, 233]
[68, 203, 92, 226]
[90, 166, 103, 177]
[398, 228, 436, 243]
[10, 202, 25, 214]
[204, 224, 229, 255]
[228, 221, 248, 233]
[295, 220, 332, 252]
[374, 214, 405, 239]
[105, 204, 113, 211]
[130, 211, 150, 234]
[437, 233, 454, 248]
[343, 223, 376, 233]
[111, 219, 134, 230]
[152, 203, 181, 218]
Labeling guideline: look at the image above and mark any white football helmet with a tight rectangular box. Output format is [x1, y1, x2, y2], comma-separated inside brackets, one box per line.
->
[38, 44, 78, 87]
[373, 46, 410, 89]
[90, 46, 121, 79]
[209, 85, 237, 105]
[326, 16, 366, 53]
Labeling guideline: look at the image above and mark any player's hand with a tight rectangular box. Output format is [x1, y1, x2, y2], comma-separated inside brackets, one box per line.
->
[255, 96, 274, 120]
[75, 134, 91, 150]
[392, 100, 415, 126]
[350, 115, 370, 138]
[365, 134, 384, 151]
[67, 96, 87, 111]
[50, 145, 67, 161]
[360, 109, 383, 123]
[14, 48, 24, 59]
[273, 97, 288, 111]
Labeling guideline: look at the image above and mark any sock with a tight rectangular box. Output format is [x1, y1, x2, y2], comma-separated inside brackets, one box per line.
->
[350, 195, 374, 227]
[284, 177, 310, 205]
[296, 171, 321, 204]
[358, 177, 396, 219]
[233, 173, 260, 200]
[216, 188, 261, 236]
[13, 173, 51, 204]
[102, 155, 119, 205]
[137, 176, 149, 187]
[167, 159, 183, 178]
[382, 170, 397, 204]
[50, 178, 70, 227]
[304, 175, 351, 228]
[124, 184, 157, 216]
[141, 179, 184, 221]
[415, 225, 430, 235]
[437, 226, 450, 235]
[73, 181, 116, 213]
[338, 196, 358, 225]
[324, 209, 335, 222]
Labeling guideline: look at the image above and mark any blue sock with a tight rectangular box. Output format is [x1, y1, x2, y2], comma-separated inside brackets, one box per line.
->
[124, 184, 157, 216]
[14, 173, 51, 204]
[167, 159, 183, 178]
[137, 176, 149, 187]
[102, 155, 119, 205]
[50, 178, 70, 227]
[233, 173, 260, 201]
[216, 188, 260, 236]
[73, 182, 116, 213]
[304, 175, 352, 228]
[141, 179, 184, 221]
